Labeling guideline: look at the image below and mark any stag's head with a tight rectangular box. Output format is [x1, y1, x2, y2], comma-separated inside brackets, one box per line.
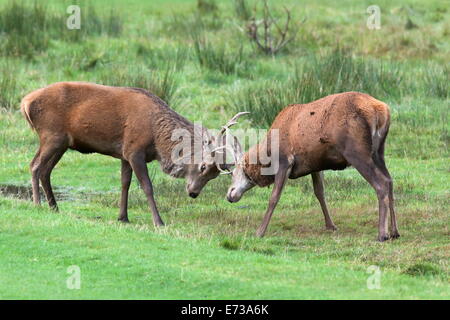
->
[200, 111, 256, 203]
[225, 138, 256, 203]
[178, 112, 249, 198]
[184, 140, 221, 198]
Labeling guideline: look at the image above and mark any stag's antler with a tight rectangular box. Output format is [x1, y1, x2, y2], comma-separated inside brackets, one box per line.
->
[211, 145, 233, 174]
[219, 112, 250, 136]
[213, 112, 250, 174]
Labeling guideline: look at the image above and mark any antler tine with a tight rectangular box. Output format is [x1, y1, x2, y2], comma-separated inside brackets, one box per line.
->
[212, 144, 238, 174]
[219, 112, 250, 136]
[211, 145, 227, 154]
[213, 145, 233, 174]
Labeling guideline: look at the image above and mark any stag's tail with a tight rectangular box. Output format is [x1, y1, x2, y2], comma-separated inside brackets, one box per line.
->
[20, 96, 36, 131]
[371, 100, 390, 155]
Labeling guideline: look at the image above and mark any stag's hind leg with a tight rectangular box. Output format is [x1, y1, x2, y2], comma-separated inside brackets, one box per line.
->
[30, 148, 41, 205]
[373, 152, 399, 239]
[311, 172, 337, 231]
[343, 149, 391, 242]
[39, 149, 66, 210]
[35, 135, 67, 210]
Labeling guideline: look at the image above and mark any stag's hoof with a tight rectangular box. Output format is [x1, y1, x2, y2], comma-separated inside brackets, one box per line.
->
[155, 221, 165, 228]
[377, 234, 390, 242]
[118, 217, 129, 223]
[326, 224, 338, 231]
[390, 232, 400, 239]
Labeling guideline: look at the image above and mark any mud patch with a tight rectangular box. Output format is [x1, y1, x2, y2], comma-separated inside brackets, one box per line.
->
[0, 184, 73, 201]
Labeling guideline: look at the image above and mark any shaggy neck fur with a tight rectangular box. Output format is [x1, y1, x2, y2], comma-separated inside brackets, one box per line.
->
[149, 96, 205, 178]
[242, 138, 276, 188]
[154, 110, 195, 178]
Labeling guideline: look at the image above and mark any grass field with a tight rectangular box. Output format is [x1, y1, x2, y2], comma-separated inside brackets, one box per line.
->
[0, 0, 448, 299]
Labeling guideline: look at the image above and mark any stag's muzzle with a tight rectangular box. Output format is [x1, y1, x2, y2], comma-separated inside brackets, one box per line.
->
[226, 187, 241, 203]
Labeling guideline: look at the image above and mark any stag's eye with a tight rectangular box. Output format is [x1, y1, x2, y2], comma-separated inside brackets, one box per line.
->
[200, 164, 206, 173]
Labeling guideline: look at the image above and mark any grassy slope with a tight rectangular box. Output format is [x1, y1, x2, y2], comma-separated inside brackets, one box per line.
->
[0, 0, 449, 299]
[0, 198, 447, 299]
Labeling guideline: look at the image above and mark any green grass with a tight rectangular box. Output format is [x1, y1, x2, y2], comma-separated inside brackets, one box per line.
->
[0, 0, 449, 299]
[95, 64, 181, 108]
[192, 32, 250, 76]
[0, 197, 448, 299]
[0, 0, 123, 59]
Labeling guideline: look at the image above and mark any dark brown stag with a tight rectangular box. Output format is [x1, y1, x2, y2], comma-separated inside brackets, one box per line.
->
[226, 92, 399, 241]
[21, 81, 241, 226]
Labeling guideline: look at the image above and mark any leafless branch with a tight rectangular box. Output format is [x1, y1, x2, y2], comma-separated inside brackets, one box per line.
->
[245, 0, 302, 55]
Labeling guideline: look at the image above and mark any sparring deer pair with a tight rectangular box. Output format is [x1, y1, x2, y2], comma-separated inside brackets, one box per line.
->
[21, 82, 399, 241]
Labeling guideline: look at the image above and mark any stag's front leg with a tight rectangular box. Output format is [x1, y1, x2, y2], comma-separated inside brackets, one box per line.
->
[118, 160, 132, 222]
[128, 153, 164, 227]
[256, 165, 292, 237]
[311, 172, 337, 231]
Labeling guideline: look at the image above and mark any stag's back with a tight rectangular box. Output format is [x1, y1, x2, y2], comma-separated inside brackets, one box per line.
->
[267, 92, 390, 175]
[20, 82, 168, 157]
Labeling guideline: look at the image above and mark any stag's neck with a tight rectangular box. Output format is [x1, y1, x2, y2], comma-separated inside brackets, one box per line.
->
[153, 108, 194, 178]
[242, 138, 276, 187]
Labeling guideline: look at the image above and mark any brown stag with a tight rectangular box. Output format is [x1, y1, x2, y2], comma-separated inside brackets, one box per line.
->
[20, 81, 242, 226]
[226, 92, 399, 242]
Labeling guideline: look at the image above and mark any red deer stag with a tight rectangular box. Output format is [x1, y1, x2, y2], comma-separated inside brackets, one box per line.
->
[226, 92, 399, 242]
[21, 82, 243, 226]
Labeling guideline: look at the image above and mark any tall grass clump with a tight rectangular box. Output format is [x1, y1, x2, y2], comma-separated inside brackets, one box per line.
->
[161, 11, 223, 38]
[423, 64, 449, 99]
[0, 61, 20, 111]
[0, 1, 54, 58]
[197, 0, 218, 14]
[46, 41, 111, 77]
[226, 48, 405, 127]
[296, 48, 404, 101]
[234, 0, 251, 21]
[137, 44, 189, 72]
[96, 65, 179, 108]
[192, 33, 249, 75]
[227, 80, 294, 127]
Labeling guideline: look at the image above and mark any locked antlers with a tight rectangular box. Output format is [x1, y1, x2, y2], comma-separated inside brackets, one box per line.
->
[213, 112, 249, 173]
